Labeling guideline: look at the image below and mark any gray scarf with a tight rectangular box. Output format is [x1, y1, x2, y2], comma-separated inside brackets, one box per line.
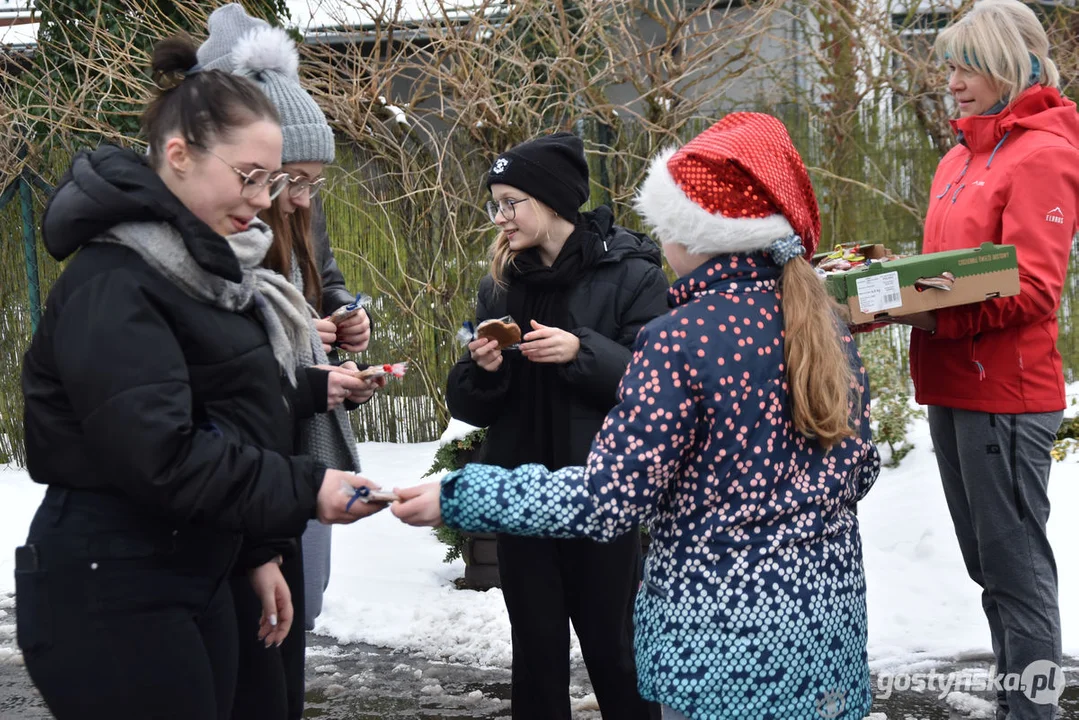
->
[100, 220, 311, 386]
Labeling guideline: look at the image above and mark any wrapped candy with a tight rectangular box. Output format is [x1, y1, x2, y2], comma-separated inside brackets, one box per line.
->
[344, 484, 401, 512]
[330, 292, 373, 325]
[455, 320, 476, 348]
[353, 362, 408, 380]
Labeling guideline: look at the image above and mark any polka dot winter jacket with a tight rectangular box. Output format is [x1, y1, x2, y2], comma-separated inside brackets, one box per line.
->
[441, 253, 882, 720]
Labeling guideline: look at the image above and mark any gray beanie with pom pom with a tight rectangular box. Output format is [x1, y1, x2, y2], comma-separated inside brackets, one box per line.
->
[197, 4, 334, 164]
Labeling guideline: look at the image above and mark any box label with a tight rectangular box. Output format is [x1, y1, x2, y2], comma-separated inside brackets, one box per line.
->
[856, 271, 903, 313]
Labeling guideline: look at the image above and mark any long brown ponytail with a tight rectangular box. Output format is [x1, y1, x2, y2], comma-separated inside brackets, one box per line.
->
[263, 201, 323, 312]
[781, 257, 858, 449]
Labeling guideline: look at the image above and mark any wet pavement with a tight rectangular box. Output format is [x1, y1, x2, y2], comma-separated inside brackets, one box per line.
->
[1, 594, 1076, 719]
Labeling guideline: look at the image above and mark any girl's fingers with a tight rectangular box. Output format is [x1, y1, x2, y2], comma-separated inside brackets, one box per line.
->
[522, 328, 556, 342]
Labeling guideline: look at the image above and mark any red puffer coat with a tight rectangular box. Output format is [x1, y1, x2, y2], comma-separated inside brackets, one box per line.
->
[911, 85, 1079, 413]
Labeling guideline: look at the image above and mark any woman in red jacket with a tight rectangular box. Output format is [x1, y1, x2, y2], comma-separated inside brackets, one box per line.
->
[899, 1, 1079, 718]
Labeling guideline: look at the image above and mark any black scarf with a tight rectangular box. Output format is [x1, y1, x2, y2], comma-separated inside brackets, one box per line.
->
[502, 228, 591, 469]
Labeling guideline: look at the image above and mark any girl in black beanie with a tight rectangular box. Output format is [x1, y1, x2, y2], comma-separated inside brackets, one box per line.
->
[445, 131, 668, 719]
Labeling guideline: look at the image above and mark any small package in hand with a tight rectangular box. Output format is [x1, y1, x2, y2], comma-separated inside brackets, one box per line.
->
[352, 362, 408, 380]
[344, 484, 401, 512]
[455, 320, 476, 348]
[331, 292, 372, 326]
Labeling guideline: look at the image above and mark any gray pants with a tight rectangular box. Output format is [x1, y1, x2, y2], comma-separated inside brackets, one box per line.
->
[660, 706, 689, 720]
[301, 519, 333, 631]
[928, 407, 1063, 720]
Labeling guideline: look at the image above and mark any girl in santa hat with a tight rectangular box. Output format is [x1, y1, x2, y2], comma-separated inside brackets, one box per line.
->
[394, 113, 880, 720]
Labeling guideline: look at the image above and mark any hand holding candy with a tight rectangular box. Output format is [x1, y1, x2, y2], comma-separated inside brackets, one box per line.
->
[317, 470, 387, 523]
[344, 485, 401, 513]
[391, 482, 443, 527]
[330, 293, 373, 353]
[314, 365, 368, 410]
[315, 318, 337, 353]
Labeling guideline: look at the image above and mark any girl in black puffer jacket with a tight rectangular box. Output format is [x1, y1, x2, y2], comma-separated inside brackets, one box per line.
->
[446, 132, 669, 720]
[17, 36, 382, 720]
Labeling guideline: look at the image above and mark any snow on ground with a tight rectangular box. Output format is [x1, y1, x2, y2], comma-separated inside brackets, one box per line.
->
[859, 388, 1079, 674]
[1, 399, 1076, 675]
[0, 466, 44, 596]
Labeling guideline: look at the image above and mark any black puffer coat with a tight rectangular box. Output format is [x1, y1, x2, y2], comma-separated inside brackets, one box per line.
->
[21, 146, 324, 540]
[446, 206, 670, 469]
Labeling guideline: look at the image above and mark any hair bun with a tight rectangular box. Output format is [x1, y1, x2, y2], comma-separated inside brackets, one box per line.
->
[151, 36, 200, 92]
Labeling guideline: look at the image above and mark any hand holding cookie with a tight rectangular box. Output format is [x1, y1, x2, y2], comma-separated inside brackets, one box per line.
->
[469, 337, 503, 372]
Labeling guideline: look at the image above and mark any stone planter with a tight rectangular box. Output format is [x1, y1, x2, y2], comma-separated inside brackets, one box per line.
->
[452, 441, 501, 590]
[461, 531, 500, 590]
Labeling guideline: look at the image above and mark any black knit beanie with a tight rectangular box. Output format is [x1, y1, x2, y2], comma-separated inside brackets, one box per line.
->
[485, 132, 590, 221]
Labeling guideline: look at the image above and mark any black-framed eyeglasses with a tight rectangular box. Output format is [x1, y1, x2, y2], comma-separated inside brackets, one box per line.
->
[485, 197, 528, 223]
[282, 175, 327, 200]
[191, 143, 289, 201]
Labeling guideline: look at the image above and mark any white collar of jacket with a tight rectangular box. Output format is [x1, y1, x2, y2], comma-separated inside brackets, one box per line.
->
[632, 147, 795, 256]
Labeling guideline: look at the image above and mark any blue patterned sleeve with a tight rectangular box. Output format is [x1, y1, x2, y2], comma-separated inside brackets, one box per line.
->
[441, 323, 701, 541]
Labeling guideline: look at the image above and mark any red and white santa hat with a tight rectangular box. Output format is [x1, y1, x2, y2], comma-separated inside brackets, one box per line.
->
[634, 112, 821, 260]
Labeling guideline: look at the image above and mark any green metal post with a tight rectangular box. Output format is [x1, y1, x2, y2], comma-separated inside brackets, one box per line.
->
[19, 174, 42, 332]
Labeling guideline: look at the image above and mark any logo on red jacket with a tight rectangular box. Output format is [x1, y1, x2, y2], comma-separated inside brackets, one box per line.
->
[1045, 207, 1065, 225]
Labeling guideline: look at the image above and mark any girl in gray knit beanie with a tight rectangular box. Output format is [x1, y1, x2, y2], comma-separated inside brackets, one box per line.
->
[199, 7, 381, 720]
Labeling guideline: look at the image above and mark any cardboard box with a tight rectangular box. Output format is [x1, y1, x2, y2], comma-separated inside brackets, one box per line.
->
[824, 242, 1020, 324]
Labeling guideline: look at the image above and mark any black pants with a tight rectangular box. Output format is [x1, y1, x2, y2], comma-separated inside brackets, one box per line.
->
[15, 487, 241, 720]
[497, 531, 659, 720]
[230, 544, 307, 720]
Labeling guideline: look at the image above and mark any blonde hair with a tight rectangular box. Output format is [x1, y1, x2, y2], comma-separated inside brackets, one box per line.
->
[489, 195, 555, 287]
[935, 0, 1059, 106]
[782, 258, 858, 449]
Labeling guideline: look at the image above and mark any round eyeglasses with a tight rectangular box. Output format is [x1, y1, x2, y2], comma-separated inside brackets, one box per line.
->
[485, 197, 528, 223]
[192, 144, 289, 201]
[283, 175, 327, 200]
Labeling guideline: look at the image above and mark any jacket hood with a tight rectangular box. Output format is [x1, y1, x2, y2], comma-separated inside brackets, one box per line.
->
[952, 85, 1079, 155]
[41, 145, 243, 281]
[579, 205, 663, 268]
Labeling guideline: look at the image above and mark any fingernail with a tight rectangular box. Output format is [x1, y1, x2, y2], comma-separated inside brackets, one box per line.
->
[270, 614, 278, 627]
